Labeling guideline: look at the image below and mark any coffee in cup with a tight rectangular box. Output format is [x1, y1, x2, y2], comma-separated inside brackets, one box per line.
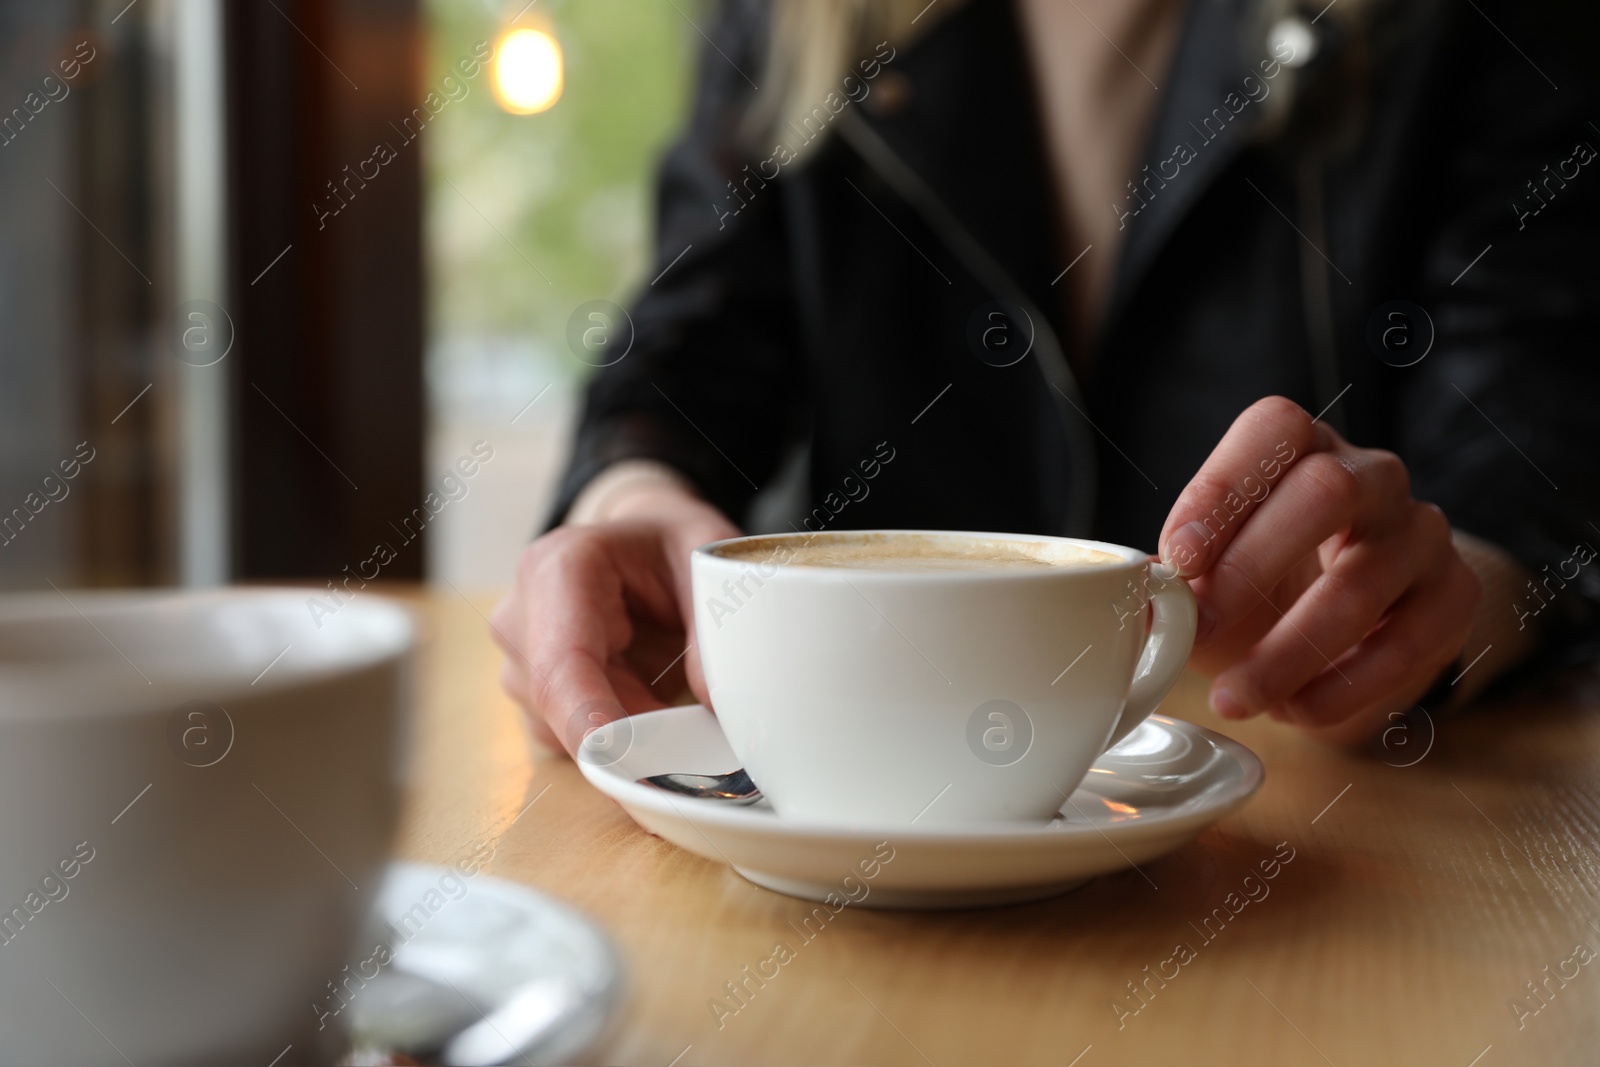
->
[714, 532, 1119, 571]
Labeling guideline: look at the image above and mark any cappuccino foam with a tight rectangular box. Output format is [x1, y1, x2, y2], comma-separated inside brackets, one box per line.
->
[713, 534, 1120, 572]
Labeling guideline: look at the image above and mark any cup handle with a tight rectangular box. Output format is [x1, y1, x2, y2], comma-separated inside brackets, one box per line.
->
[1104, 568, 1197, 750]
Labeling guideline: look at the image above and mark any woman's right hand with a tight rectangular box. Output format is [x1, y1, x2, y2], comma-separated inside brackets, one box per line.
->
[489, 483, 739, 756]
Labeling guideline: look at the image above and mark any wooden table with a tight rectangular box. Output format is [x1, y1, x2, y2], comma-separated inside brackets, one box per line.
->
[396, 588, 1600, 1067]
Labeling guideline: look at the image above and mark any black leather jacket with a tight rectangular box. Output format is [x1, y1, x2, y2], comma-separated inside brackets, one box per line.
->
[552, 0, 1600, 656]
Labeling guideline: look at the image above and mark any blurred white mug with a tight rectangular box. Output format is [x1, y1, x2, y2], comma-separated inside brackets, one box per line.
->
[0, 589, 412, 1065]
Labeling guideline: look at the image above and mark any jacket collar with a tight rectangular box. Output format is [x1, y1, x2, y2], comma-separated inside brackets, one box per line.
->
[850, 0, 1065, 318]
[1105, 0, 1271, 330]
[849, 0, 1268, 347]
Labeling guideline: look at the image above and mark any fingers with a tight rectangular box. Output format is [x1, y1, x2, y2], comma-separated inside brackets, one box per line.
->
[499, 657, 561, 751]
[1164, 396, 1483, 739]
[534, 528, 683, 745]
[1159, 396, 1333, 577]
[490, 505, 740, 758]
[496, 527, 672, 755]
[1284, 553, 1479, 735]
[683, 643, 711, 708]
[663, 518, 740, 709]
[1195, 448, 1417, 647]
[494, 552, 634, 755]
[1211, 502, 1454, 717]
[663, 532, 711, 708]
[1184, 560, 1312, 678]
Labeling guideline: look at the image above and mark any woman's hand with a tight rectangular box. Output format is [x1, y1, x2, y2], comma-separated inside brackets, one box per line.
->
[1158, 396, 1481, 744]
[490, 484, 739, 755]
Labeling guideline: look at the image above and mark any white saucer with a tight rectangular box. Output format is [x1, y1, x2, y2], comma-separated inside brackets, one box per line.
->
[347, 863, 623, 1065]
[578, 705, 1263, 910]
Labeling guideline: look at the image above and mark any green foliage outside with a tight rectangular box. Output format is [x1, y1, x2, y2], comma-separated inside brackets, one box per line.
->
[422, 0, 704, 383]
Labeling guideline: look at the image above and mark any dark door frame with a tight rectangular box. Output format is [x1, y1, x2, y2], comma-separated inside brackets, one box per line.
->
[226, 0, 424, 581]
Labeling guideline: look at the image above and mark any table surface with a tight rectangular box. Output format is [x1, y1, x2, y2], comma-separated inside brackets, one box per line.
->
[395, 588, 1600, 1067]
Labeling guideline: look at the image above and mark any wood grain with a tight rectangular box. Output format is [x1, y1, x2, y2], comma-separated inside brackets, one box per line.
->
[392, 588, 1600, 1067]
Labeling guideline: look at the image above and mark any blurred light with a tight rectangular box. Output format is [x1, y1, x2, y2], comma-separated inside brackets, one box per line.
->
[492, 28, 563, 115]
[1267, 17, 1317, 68]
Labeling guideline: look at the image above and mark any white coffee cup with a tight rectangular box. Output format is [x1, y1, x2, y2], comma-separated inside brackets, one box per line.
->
[0, 589, 412, 1065]
[692, 530, 1196, 824]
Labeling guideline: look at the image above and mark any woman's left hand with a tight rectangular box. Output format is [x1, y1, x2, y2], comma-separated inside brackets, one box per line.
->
[1158, 396, 1481, 744]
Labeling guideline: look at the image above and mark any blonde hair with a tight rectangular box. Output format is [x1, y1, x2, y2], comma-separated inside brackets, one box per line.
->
[748, 0, 951, 153]
[756, 0, 1385, 156]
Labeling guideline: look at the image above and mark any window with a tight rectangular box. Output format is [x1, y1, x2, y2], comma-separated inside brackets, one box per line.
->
[423, 0, 702, 587]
